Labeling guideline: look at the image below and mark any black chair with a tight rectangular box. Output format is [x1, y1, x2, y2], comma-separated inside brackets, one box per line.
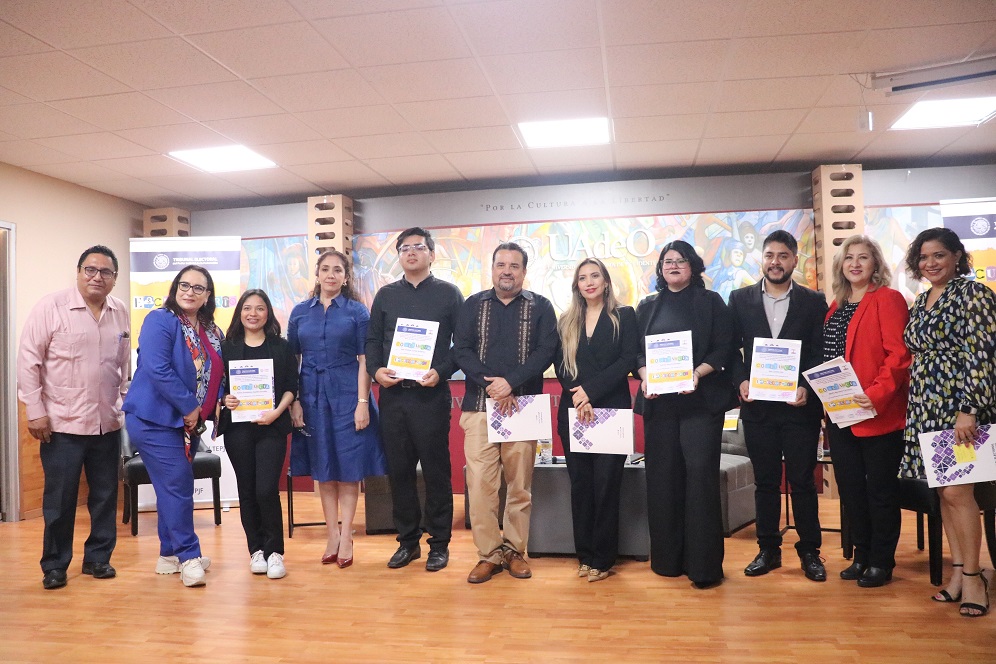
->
[120, 427, 222, 536]
[286, 468, 325, 538]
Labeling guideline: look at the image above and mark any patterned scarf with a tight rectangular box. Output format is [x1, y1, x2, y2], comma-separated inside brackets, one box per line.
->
[177, 312, 225, 420]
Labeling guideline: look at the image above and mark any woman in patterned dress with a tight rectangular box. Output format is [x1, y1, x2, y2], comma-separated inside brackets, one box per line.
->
[900, 228, 996, 617]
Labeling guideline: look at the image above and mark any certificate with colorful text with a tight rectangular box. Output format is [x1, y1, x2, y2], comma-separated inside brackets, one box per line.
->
[919, 424, 996, 488]
[645, 331, 694, 395]
[229, 359, 275, 423]
[802, 357, 876, 427]
[486, 394, 553, 443]
[387, 318, 440, 380]
[748, 338, 801, 402]
[567, 408, 634, 455]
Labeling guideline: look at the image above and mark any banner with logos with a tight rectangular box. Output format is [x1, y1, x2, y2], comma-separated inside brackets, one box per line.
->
[129, 236, 242, 510]
[941, 198, 996, 293]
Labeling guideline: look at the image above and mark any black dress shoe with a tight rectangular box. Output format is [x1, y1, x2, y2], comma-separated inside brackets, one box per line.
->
[425, 549, 449, 572]
[744, 550, 782, 577]
[839, 561, 867, 581]
[43, 569, 67, 590]
[801, 552, 827, 582]
[81, 562, 116, 579]
[387, 545, 421, 569]
[857, 566, 893, 588]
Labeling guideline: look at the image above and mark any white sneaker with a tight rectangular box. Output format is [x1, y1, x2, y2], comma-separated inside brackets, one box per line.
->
[180, 558, 206, 587]
[250, 550, 267, 574]
[266, 552, 286, 579]
[157, 555, 212, 574]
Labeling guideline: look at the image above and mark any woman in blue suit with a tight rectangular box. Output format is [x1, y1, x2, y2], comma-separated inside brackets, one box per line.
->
[123, 265, 225, 588]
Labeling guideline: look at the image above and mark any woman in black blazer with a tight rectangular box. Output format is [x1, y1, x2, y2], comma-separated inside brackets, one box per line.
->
[636, 240, 735, 588]
[555, 258, 639, 582]
[218, 289, 298, 580]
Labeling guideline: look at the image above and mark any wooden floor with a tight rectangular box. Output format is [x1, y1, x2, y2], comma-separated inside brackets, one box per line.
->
[0, 494, 992, 663]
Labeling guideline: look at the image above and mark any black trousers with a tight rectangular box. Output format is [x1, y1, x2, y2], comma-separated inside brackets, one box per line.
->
[39, 430, 120, 573]
[378, 385, 453, 549]
[827, 423, 903, 569]
[743, 417, 823, 554]
[224, 425, 287, 557]
[560, 427, 626, 571]
[644, 407, 725, 584]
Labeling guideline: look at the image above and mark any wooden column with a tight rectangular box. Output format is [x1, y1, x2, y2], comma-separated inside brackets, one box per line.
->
[307, 195, 353, 278]
[812, 165, 865, 303]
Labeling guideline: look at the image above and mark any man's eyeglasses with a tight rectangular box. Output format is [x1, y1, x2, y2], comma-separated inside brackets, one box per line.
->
[398, 244, 429, 254]
[662, 258, 689, 267]
[177, 281, 209, 295]
[82, 266, 117, 279]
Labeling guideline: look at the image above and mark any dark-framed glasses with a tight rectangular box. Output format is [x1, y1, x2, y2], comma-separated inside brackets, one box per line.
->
[177, 281, 209, 295]
[398, 243, 429, 254]
[82, 266, 117, 279]
[662, 258, 689, 267]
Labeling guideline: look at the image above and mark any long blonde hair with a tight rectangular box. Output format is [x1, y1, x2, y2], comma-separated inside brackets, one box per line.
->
[831, 234, 892, 305]
[558, 258, 621, 379]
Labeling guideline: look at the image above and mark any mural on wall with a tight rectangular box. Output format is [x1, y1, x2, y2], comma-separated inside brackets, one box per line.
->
[239, 236, 312, 331]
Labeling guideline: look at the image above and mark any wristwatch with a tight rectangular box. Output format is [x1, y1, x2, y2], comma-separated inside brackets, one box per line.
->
[958, 403, 978, 416]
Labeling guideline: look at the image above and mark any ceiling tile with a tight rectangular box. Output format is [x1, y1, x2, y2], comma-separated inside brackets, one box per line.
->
[313, 7, 469, 67]
[452, 0, 599, 56]
[0, 51, 129, 101]
[606, 41, 729, 86]
[147, 81, 285, 121]
[444, 149, 537, 178]
[815, 74, 894, 108]
[0, 20, 52, 56]
[422, 126, 520, 153]
[774, 131, 874, 164]
[250, 70, 386, 112]
[502, 89, 607, 123]
[297, 105, 413, 138]
[361, 59, 492, 103]
[527, 144, 614, 169]
[0, 85, 34, 106]
[855, 23, 996, 74]
[36, 132, 155, 160]
[611, 83, 718, 118]
[27, 160, 131, 183]
[482, 49, 604, 95]
[613, 115, 707, 143]
[141, 172, 262, 199]
[395, 97, 509, 131]
[715, 77, 831, 112]
[694, 135, 789, 166]
[613, 139, 699, 169]
[91, 154, 197, 178]
[333, 133, 436, 159]
[855, 127, 972, 161]
[602, 0, 747, 45]
[366, 154, 463, 184]
[115, 123, 235, 153]
[71, 38, 237, 89]
[51, 93, 192, 130]
[797, 105, 909, 134]
[0, 103, 101, 138]
[81, 178, 195, 208]
[189, 22, 349, 79]
[286, 161, 392, 190]
[129, 0, 302, 34]
[0, 139, 75, 166]
[704, 109, 808, 138]
[214, 167, 318, 188]
[206, 114, 322, 144]
[244, 179, 328, 199]
[254, 140, 353, 165]
[287, 0, 443, 19]
[932, 120, 996, 158]
[725, 33, 867, 80]
[0, 0, 173, 48]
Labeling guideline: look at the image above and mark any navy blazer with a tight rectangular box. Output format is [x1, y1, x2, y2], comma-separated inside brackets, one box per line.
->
[729, 280, 828, 423]
[123, 308, 203, 429]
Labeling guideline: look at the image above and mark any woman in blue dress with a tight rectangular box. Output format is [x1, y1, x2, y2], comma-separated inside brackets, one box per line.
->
[289, 249, 386, 568]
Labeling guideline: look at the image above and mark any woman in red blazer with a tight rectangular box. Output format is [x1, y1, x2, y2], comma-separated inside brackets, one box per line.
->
[821, 235, 911, 588]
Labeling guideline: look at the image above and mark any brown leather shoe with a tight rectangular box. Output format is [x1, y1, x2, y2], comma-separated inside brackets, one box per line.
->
[503, 551, 532, 579]
[467, 561, 503, 584]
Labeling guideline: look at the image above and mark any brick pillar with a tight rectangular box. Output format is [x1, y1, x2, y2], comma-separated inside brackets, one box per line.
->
[307, 194, 353, 278]
[142, 208, 191, 237]
[812, 165, 865, 304]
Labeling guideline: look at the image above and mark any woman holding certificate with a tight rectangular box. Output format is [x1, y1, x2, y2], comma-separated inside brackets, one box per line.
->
[555, 258, 639, 582]
[900, 228, 996, 617]
[218, 289, 298, 580]
[122, 265, 224, 588]
[821, 235, 911, 588]
[289, 250, 386, 568]
[636, 240, 735, 589]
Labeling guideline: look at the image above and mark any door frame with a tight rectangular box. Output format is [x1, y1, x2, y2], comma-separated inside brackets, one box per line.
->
[1, 221, 19, 521]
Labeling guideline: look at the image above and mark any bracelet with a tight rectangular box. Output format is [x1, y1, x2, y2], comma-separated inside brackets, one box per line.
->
[357, 398, 369, 404]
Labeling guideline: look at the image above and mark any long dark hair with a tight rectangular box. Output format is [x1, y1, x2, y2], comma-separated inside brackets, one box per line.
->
[654, 240, 706, 291]
[904, 227, 972, 280]
[163, 265, 216, 326]
[225, 289, 281, 340]
[312, 249, 358, 301]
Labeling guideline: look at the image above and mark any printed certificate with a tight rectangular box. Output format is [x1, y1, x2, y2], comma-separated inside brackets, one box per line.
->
[567, 408, 634, 455]
[387, 318, 440, 381]
[229, 359, 275, 423]
[486, 394, 553, 443]
[645, 331, 694, 395]
[919, 424, 996, 488]
[802, 357, 876, 427]
[748, 338, 802, 402]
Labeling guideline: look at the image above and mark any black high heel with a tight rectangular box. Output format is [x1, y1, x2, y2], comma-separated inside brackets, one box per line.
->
[932, 563, 963, 602]
[959, 570, 990, 618]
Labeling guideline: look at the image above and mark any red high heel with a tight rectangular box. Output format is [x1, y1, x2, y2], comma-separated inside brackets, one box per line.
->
[336, 537, 353, 568]
[321, 552, 337, 565]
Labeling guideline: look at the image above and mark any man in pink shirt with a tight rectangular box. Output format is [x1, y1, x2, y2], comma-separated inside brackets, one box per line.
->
[17, 246, 130, 590]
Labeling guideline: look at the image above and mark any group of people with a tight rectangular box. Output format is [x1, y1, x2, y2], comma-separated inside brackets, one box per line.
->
[17, 225, 995, 617]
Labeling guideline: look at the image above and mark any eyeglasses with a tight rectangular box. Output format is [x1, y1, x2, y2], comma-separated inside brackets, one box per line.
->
[662, 258, 689, 267]
[82, 266, 117, 279]
[398, 243, 429, 254]
[177, 281, 209, 295]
